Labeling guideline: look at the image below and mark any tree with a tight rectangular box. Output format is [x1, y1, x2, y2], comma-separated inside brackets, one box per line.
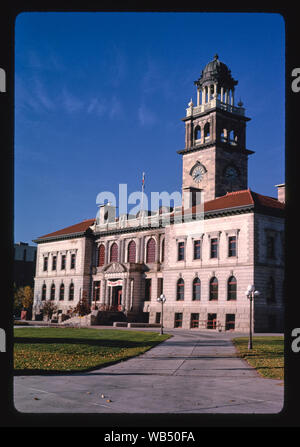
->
[74, 291, 91, 316]
[21, 286, 34, 310]
[14, 285, 33, 312]
[42, 301, 57, 321]
[13, 283, 23, 316]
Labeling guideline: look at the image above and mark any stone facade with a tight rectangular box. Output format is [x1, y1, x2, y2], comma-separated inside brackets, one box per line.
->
[32, 56, 284, 332]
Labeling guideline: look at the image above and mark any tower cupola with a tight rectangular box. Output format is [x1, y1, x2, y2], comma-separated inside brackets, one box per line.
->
[179, 55, 254, 203]
[187, 54, 243, 116]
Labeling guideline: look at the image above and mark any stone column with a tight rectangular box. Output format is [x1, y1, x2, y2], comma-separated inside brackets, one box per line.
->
[136, 238, 140, 263]
[106, 284, 111, 306]
[202, 87, 206, 104]
[213, 83, 217, 98]
[126, 277, 131, 311]
[105, 241, 109, 264]
[140, 236, 145, 263]
[221, 86, 224, 102]
[100, 279, 106, 305]
[225, 89, 228, 104]
[155, 234, 160, 263]
[197, 88, 200, 106]
[120, 239, 124, 263]
[231, 88, 235, 106]
[123, 278, 127, 310]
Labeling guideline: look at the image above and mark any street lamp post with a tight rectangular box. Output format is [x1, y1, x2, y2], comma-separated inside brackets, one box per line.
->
[245, 285, 260, 350]
[157, 294, 166, 335]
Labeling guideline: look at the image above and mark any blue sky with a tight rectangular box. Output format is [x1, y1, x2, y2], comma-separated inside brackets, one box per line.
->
[14, 12, 285, 244]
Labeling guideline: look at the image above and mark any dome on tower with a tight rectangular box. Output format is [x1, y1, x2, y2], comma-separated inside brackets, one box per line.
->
[195, 54, 238, 89]
[203, 54, 230, 76]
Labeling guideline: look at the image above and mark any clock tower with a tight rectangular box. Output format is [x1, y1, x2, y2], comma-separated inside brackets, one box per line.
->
[178, 55, 254, 205]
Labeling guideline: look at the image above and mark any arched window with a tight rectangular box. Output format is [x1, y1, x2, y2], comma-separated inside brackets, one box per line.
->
[204, 122, 210, 140]
[176, 278, 184, 301]
[266, 277, 276, 303]
[209, 277, 218, 301]
[146, 238, 156, 263]
[98, 244, 105, 267]
[110, 243, 118, 262]
[228, 130, 234, 143]
[41, 284, 46, 301]
[233, 130, 239, 145]
[59, 283, 65, 301]
[50, 283, 55, 301]
[161, 238, 165, 263]
[193, 277, 201, 301]
[220, 129, 227, 142]
[227, 276, 237, 301]
[128, 240, 136, 263]
[195, 126, 201, 141]
[69, 283, 74, 301]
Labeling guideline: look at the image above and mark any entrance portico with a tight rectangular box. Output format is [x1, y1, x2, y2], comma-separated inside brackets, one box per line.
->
[107, 279, 123, 311]
[92, 261, 146, 319]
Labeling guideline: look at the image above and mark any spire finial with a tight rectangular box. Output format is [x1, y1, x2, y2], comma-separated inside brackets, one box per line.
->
[214, 54, 219, 60]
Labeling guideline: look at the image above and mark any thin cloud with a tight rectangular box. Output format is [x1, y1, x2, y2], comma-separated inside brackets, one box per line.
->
[61, 88, 84, 113]
[109, 95, 122, 119]
[138, 104, 156, 127]
[35, 78, 56, 111]
[87, 98, 106, 117]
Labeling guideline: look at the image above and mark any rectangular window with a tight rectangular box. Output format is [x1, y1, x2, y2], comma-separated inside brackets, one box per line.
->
[207, 313, 217, 329]
[52, 255, 57, 270]
[267, 236, 275, 259]
[190, 313, 199, 328]
[61, 254, 66, 270]
[210, 238, 218, 258]
[174, 313, 183, 328]
[225, 314, 235, 331]
[193, 240, 201, 259]
[158, 278, 163, 296]
[93, 281, 101, 301]
[70, 253, 76, 269]
[145, 279, 151, 301]
[228, 236, 237, 257]
[178, 242, 185, 261]
[43, 257, 48, 271]
[155, 312, 161, 324]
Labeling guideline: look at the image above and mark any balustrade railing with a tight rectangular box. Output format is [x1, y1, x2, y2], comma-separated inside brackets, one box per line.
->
[186, 98, 245, 117]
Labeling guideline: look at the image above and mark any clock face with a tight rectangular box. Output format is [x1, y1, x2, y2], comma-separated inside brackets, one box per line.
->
[192, 166, 205, 183]
[225, 166, 238, 180]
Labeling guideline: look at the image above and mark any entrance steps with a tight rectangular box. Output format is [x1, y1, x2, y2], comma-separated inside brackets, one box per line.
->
[113, 322, 161, 328]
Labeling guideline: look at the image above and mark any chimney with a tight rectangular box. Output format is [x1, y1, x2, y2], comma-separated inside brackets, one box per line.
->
[98, 202, 116, 224]
[275, 183, 285, 203]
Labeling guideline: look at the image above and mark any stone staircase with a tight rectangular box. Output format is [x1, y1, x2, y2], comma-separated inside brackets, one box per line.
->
[60, 310, 127, 327]
[60, 313, 92, 327]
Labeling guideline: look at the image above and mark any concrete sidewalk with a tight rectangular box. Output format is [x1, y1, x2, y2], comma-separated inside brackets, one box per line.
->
[14, 329, 284, 414]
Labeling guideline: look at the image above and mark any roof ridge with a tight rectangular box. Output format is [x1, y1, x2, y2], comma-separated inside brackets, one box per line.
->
[225, 188, 251, 196]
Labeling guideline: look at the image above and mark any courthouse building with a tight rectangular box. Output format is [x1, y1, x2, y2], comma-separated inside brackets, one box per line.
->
[32, 55, 285, 332]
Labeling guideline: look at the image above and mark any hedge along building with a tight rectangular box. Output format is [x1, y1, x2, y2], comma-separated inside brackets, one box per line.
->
[32, 55, 285, 332]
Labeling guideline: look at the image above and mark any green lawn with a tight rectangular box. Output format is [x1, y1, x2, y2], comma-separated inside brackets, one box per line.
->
[14, 327, 171, 374]
[233, 336, 284, 380]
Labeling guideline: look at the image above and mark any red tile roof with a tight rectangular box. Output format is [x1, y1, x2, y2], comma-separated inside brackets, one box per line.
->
[177, 189, 285, 216]
[36, 218, 95, 240]
[35, 189, 284, 241]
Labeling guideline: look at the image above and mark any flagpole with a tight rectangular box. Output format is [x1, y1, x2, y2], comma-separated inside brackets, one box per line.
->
[141, 172, 145, 224]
